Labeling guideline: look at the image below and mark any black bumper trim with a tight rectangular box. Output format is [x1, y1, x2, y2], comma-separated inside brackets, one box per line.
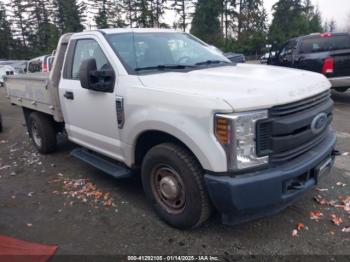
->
[204, 128, 336, 225]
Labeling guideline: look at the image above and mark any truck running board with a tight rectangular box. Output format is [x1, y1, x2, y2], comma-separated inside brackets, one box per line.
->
[71, 148, 132, 179]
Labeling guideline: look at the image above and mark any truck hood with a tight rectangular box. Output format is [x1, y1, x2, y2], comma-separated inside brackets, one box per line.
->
[138, 64, 331, 111]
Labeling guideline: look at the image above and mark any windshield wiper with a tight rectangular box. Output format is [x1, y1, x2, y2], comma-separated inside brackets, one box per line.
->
[195, 60, 230, 66]
[135, 64, 195, 72]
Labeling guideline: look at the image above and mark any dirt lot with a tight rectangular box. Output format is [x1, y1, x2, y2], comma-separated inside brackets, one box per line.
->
[0, 87, 350, 258]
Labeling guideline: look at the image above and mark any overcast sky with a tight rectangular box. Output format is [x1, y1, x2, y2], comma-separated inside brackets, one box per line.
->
[264, 0, 350, 29]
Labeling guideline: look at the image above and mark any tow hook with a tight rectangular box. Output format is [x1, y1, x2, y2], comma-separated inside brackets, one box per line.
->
[332, 150, 342, 157]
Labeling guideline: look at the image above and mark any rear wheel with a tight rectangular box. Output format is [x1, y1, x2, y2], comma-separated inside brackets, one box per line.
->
[28, 112, 57, 154]
[141, 143, 211, 229]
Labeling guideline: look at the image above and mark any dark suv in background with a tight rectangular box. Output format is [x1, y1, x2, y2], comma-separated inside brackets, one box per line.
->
[268, 33, 350, 92]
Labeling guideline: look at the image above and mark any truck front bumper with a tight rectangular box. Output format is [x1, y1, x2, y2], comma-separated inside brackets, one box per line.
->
[329, 76, 350, 88]
[204, 129, 336, 225]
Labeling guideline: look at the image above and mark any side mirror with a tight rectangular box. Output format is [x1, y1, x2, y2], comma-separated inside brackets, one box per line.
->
[79, 58, 115, 93]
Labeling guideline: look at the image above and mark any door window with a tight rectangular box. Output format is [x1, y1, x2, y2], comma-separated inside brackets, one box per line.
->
[71, 39, 111, 79]
[279, 40, 297, 57]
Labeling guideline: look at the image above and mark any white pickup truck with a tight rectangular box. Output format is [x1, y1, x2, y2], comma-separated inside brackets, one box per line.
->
[5, 29, 337, 229]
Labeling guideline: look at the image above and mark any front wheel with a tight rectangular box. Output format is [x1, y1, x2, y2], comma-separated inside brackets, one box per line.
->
[28, 112, 57, 154]
[334, 87, 349, 93]
[141, 143, 211, 229]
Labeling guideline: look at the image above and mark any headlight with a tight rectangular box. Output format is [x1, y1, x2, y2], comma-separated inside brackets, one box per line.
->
[215, 110, 269, 171]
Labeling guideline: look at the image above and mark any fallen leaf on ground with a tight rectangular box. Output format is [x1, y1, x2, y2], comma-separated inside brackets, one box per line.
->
[342, 227, 350, 233]
[0, 165, 11, 170]
[336, 182, 347, 187]
[331, 214, 343, 226]
[292, 229, 298, 237]
[342, 152, 349, 156]
[310, 211, 323, 220]
[297, 223, 305, 231]
[26, 223, 32, 227]
[315, 188, 328, 192]
[314, 195, 329, 205]
[50, 177, 115, 209]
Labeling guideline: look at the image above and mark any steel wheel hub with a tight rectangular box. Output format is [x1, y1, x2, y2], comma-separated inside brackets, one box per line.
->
[160, 176, 180, 200]
[152, 165, 186, 214]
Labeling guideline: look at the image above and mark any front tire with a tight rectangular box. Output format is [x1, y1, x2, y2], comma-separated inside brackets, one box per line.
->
[28, 112, 57, 154]
[141, 143, 211, 229]
[334, 87, 349, 92]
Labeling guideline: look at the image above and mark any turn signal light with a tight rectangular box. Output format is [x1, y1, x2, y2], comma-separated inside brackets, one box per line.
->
[215, 116, 231, 145]
[322, 57, 334, 75]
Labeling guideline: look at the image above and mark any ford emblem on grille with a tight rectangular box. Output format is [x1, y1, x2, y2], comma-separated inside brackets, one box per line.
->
[311, 113, 328, 134]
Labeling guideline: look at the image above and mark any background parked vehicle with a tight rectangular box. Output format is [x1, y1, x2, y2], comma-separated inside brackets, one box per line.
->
[268, 32, 350, 92]
[47, 55, 55, 71]
[27, 55, 52, 73]
[0, 60, 27, 74]
[0, 65, 16, 86]
[224, 52, 246, 63]
[260, 52, 275, 64]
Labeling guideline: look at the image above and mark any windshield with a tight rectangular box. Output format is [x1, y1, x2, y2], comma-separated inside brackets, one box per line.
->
[106, 32, 230, 73]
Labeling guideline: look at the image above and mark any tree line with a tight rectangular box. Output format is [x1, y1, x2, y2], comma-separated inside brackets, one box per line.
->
[0, 0, 335, 60]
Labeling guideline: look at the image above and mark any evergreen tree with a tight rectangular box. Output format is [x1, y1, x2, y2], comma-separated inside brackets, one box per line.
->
[123, 0, 135, 27]
[220, 0, 237, 39]
[323, 21, 329, 32]
[191, 0, 223, 46]
[27, 0, 59, 55]
[109, 0, 127, 27]
[309, 7, 322, 33]
[93, 0, 110, 28]
[150, 0, 168, 28]
[0, 3, 13, 59]
[328, 19, 336, 32]
[52, 0, 85, 33]
[10, 0, 30, 47]
[304, 0, 322, 32]
[172, 0, 193, 31]
[91, 0, 126, 29]
[269, 0, 323, 47]
[235, 0, 267, 55]
[134, 0, 153, 27]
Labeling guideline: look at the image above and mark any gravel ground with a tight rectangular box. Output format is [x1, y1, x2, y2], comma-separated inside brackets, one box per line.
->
[0, 87, 350, 259]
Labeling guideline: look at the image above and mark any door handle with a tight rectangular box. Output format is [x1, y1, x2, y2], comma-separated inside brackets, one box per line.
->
[64, 91, 74, 100]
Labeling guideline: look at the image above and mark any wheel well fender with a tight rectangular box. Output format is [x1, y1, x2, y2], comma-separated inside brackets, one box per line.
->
[133, 130, 203, 169]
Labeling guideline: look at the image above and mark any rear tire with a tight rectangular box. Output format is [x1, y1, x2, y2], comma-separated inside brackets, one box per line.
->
[28, 112, 57, 154]
[141, 143, 211, 229]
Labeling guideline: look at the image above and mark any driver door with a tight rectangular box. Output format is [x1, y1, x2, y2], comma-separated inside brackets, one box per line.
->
[59, 36, 123, 161]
